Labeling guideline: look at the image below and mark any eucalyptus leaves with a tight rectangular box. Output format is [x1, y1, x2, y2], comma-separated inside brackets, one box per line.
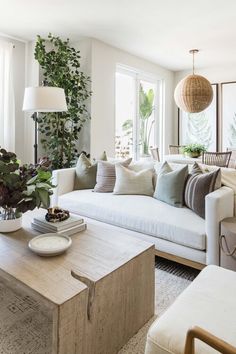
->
[34, 34, 92, 169]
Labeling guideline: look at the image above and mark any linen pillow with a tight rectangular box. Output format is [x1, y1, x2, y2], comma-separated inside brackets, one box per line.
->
[74, 152, 107, 190]
[94, 158, 132, 193]
[185, 162, 220, 219]
[113, 164, 154, 196]
[153, 161, 188, 207]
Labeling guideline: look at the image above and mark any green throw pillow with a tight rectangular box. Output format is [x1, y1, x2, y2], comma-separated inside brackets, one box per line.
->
[74, 152, 107, 190]
[153, 161, 188, 207]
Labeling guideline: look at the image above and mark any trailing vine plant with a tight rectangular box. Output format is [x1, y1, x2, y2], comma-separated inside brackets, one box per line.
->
[34, 33, 92, 169]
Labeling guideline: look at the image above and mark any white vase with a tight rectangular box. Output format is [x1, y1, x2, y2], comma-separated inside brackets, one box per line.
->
[0, 216, 22, 233]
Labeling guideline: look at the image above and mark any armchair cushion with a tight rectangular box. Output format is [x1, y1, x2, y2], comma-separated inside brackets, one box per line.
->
[145, 265, 236, 354]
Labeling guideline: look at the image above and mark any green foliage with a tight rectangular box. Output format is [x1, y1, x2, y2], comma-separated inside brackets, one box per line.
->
[121, 84, 155, 157]
[139, 85, 155, 156]
[183, 143, 206, 154]
[34, 33, 92, 169]
[0, 148, 54, 220]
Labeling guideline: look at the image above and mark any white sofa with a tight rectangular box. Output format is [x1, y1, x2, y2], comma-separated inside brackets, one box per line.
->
[51, 167, 234, 267]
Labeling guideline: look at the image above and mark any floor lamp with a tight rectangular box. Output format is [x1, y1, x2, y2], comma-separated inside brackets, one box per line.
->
[22, 86, 68, 164]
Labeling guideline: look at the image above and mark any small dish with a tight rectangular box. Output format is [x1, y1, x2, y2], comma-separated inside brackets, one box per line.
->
[28, 233, 72, 256]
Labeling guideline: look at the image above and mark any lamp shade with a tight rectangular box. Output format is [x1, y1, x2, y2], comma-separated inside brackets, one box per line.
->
[174, 74, 213, 113]
[22, 86, 68, 112]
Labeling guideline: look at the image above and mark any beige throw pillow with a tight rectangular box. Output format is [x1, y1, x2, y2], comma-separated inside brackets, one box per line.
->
[113, 164, 154, 196]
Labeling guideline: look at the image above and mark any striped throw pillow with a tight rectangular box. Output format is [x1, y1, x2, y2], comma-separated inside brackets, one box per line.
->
[185, 163, 220, 219]
[94, 158, 132, 192]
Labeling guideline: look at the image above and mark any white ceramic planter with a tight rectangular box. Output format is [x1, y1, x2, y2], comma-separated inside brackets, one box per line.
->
[0, 216, 22, 233]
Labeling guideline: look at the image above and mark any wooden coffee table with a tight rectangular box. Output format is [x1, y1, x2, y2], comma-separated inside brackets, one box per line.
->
[0, 210, 155, 354]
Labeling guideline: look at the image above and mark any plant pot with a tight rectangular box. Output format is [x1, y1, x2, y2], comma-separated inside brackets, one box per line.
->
[187, 152, 201, 158]
[0, 216, 22, 233]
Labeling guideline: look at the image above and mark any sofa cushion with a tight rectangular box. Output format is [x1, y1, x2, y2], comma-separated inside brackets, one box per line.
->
[113, 165, 154, 196]
[145, 265, 236, 354]
[58, 190, 206, 250]
[94, 158, 132, 193]
[154, 162, 188, 207]
[200, 163, 236, 215]
[185, 164, 220, 219]
[74, 152, 107, 190]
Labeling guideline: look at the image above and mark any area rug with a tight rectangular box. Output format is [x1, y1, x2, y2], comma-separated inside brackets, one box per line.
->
[118, 258, 200, 354]
[0, 278, 52, 354]
[0, 258, 199, 354]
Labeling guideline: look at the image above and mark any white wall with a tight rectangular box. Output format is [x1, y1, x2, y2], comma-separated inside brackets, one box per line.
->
[0, 36, 26, 161]
[174, 65, 236, 144]
[90, 39, 175, 158]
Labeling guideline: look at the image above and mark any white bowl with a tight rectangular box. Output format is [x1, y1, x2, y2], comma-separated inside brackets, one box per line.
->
[28, 233, 72, 256]
[0, 216, 22, 233]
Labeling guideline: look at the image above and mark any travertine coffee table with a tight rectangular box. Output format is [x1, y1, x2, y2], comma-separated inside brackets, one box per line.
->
[0, 210, 155, 354]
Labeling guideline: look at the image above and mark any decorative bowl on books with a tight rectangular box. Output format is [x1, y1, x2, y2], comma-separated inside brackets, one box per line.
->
[45, 207, 70, 222]
[28, 233, 72, 256]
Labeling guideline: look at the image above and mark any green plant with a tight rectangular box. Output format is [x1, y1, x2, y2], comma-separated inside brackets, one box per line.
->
[121, 84, 155, 156]
[139, 85, 155, 155]
[34, 33, 92, 169]
[183, 143, 207, 154]
[0, 149, 54, 220]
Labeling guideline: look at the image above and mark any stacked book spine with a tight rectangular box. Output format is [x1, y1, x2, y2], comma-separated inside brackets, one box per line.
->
[31, 214, 86, 236]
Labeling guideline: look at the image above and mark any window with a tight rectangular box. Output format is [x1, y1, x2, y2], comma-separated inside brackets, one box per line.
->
[115, 66, 161, 160]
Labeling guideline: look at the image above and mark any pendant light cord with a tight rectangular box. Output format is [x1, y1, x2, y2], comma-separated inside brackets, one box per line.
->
[192, 51, 195, 75]
[189, 49, 199, 75]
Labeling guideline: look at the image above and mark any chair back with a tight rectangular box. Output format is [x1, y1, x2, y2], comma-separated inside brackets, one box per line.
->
[169, 145, 185, 154]
[150, 147, 160, 161]
[227, 147, 236, 168]
[202, 151, 232, 168]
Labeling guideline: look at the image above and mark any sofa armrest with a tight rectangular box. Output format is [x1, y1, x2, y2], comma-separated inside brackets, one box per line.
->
[205, 186, 234, 265]
[51, 168, 76, 206]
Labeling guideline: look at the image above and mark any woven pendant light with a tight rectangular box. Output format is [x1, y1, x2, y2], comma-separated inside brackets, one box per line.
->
[174, 49, 213, 113]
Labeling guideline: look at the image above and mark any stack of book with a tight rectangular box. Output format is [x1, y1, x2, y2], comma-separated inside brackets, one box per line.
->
[31, 214, 86, 236]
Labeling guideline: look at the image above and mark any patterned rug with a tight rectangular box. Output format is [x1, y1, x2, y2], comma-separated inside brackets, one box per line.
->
[0, 278, 52, 354]
[0, 258, 199, 354]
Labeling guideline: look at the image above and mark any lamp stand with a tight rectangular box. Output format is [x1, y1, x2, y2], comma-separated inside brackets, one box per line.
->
[32, 112, 38, 164]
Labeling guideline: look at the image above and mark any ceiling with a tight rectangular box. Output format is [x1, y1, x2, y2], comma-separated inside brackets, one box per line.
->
[0, 0, 236, 71]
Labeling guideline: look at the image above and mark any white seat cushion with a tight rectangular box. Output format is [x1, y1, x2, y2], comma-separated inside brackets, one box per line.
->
[145, 265, 236, 354]
[58, 190, 206, 250]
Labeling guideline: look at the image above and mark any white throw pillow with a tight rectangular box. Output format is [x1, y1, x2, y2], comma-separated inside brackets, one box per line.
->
[113, 164, 154, 196]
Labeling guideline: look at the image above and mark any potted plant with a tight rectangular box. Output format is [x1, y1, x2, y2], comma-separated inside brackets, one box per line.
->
[183, 143, 206, 158]
[0, 149, 54, 232]
[34, 34, 92, 169]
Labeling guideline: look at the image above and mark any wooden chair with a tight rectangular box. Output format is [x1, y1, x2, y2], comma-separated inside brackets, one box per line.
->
[202, 151, 232, 167]
[168, 144, 185, 154]
[150, 147, 160, 161]
[184, 326, 236, 354]
[227, 147, 236, 168]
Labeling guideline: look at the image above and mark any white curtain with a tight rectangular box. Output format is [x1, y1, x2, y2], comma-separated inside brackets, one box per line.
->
[0, 40, 15, 152]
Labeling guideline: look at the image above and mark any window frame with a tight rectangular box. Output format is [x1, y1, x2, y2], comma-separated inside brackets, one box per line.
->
[115, 64, 163, 160]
